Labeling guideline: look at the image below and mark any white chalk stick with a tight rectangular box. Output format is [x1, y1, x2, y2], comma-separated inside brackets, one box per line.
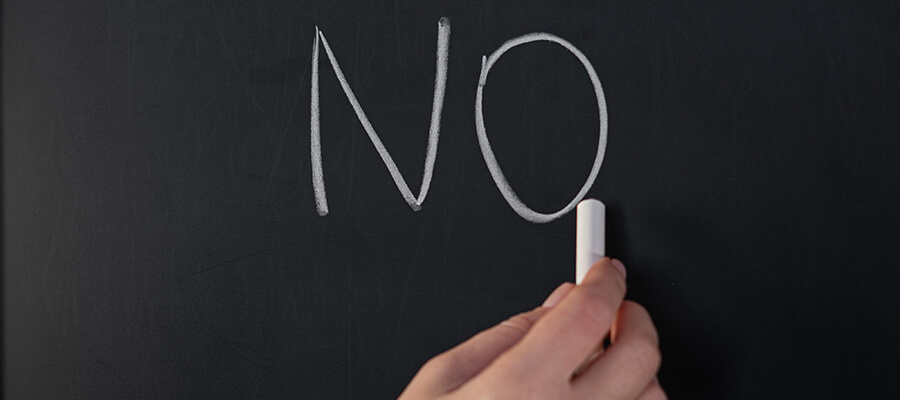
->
[576, 199, 605, 284]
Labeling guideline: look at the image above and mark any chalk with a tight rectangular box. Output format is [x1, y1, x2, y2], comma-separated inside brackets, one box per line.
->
[575, 199, 605, 284]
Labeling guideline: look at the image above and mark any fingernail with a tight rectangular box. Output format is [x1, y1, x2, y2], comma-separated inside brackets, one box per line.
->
[542, 282, 575, 307]
[610, 259, 627, 280]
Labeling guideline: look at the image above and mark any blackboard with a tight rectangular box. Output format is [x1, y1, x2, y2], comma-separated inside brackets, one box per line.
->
[4, 1, 899, 398]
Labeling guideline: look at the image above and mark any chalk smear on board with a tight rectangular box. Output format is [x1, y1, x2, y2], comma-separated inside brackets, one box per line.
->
[475, 32, 608, 223]
[310, 18, 451, 215]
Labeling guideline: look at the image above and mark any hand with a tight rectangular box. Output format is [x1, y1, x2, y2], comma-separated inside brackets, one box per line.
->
[399, 258, 665, 400]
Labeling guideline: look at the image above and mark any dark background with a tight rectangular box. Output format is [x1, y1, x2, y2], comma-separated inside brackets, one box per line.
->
[4, 0, 899, 398]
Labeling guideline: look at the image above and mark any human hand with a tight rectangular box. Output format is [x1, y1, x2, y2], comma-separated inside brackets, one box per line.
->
[399, 258, 665, 400]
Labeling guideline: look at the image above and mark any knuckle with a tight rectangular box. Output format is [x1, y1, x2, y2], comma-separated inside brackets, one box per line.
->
[628, 335, 662, 374]
[421, 352, 460, 378]
[419, 355, 445, 375]
[499, 310, 539, 334]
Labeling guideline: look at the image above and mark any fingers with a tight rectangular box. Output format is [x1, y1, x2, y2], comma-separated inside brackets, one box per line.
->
[543, 282, 576, 307]
[415, 307, 548, 395]
[572, 300, 662, 399]
[411, 282, 575, 395]
[497, 258, 627, 379]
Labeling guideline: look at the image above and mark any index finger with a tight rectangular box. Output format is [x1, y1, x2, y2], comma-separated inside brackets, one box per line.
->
[494, 258, 627, 380]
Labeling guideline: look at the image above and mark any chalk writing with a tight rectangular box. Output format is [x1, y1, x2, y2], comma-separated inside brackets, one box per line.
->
[475, 33, 608, 223]
[311, 18, 450, 216]
[310, 19, 606, 223]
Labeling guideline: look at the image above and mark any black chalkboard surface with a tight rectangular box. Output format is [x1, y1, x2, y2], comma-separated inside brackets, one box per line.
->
[4, 1, 899, 398]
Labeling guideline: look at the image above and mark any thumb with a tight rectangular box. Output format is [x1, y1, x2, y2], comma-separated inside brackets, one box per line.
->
[413, 283, 575, 394]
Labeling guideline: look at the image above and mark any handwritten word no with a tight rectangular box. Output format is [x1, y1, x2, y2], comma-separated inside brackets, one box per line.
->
[311, 18, 608, 223]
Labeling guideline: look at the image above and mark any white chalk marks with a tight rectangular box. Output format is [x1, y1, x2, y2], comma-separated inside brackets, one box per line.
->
[310, 19, 607, 223]
[310, 18, 451, 216]
[310, 29, 326, 215]
[475, 33, 608, 223]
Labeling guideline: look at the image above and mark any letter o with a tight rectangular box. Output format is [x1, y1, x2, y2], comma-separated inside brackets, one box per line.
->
[475, 33, 608, 223]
